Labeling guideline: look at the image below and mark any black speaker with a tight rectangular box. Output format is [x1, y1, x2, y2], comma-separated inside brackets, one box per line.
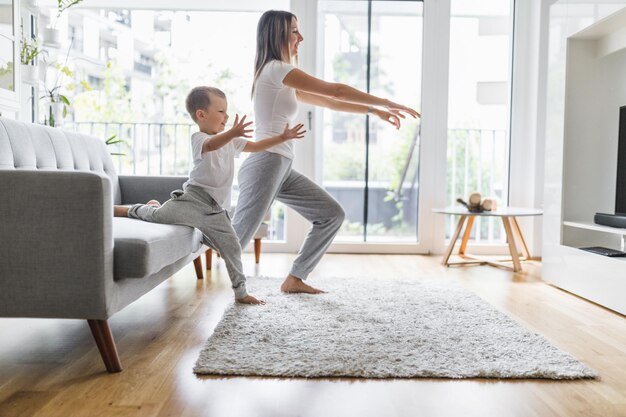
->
[594, 212, 626, 228]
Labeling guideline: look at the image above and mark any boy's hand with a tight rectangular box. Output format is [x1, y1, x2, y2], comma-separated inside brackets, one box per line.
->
[229, 114, 254, 138]
[236, 294, 266, 305]
[280, 123, 306, 141]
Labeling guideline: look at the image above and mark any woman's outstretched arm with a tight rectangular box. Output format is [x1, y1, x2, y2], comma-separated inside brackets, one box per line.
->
[296, 90, 404, 129]
[284, 68, 420, 119]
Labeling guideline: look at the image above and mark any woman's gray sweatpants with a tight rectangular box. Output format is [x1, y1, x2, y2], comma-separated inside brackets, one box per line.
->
[233, 151, 345, 280]
[128, 185, 248, 299]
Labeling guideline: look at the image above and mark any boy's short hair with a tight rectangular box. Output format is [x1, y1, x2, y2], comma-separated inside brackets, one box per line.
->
[185, 86, 226, 123]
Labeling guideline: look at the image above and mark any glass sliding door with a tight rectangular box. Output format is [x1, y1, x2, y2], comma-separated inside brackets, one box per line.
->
[445, 0, 514, 244]
[318, 0, 368, 240]
[367, 1, 422, 242]
[317, 0, 423, 243]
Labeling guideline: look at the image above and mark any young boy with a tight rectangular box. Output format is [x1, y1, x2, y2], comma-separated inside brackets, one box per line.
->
[114, 86, 305, 304]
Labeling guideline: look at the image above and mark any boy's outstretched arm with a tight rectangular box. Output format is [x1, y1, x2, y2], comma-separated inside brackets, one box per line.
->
[243, 123, 306, 152]
[202, 114, 253, 154]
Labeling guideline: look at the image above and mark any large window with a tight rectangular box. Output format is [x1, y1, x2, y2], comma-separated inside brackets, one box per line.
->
[446, 0, 514, 243]
[0, 1, 14, 94]
[60, 5, 289, 241]
[51, 1, 518, 252]
[318, 0, 423, 243]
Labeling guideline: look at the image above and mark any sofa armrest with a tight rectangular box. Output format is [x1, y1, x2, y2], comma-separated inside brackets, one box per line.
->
[0, 169, 113, 319]
[118, 175, 188, 205]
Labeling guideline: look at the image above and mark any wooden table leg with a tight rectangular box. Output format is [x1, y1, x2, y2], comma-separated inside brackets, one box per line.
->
[442, 215, 467, 266]
[511, 217, 531, 259]
[458, 216, 475, 255]
[501, 216, 522, 272]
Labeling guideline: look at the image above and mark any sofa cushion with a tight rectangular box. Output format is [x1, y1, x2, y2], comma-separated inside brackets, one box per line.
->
[113, 217, 203, 279]
[0, 118, 122, 204]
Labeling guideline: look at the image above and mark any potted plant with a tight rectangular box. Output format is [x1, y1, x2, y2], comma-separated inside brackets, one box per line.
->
[41, 59, 74, 127]
[42, 85, 70, 127]
[40, 36, 93, 127]
[44, 0, 83, 47]
[20, 36, 41, 84]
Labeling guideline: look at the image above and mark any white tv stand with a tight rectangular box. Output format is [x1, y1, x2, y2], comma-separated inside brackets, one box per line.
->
[542, 7, 626, 315]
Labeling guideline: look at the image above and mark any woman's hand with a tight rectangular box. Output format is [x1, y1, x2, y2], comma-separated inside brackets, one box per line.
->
[384, 100, 421, 120]
[280, 123, 306, 141]
[374, 108, 403, 130]
[229, 114, 254, 138]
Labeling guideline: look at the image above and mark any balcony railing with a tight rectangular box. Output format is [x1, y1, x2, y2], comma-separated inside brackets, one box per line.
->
[66, 121, 197, 176]
[446, 128, 509, 242]
[65, 122, 509, 243]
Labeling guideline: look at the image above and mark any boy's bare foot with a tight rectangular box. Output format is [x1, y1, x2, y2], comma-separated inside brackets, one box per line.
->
[236, 294, 266, 305]
[280, 275, 326, 294]
[147, 199, 161, 207]
[113, 205, 129, 217]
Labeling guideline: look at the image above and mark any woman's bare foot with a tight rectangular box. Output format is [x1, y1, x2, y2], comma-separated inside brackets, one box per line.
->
[236, 294, 266, 305]
[113, 205, 129, 217]
[147, 199, 161, 207]
[280, 275, 326, 294]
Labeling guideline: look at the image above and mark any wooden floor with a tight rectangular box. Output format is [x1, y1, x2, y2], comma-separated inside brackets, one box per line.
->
[0, 254, 624, 417]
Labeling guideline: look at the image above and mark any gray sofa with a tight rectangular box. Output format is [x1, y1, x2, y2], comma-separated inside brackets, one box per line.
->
[0, 118, 211, 373]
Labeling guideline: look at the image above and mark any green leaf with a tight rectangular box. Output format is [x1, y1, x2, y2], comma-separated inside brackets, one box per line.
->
[58, 95, 70, 106]
[60, 66, 73, 77]
[106, 134, 127, 147]
[79, 80, 92, 91]
[59, 0, 83, 13]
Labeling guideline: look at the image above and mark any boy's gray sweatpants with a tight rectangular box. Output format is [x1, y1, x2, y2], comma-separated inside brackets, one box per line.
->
[233, 151, 345, 280]
[128, 185, 248, 299]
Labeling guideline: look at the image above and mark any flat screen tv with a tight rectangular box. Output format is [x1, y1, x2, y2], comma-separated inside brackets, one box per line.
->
[594, 105, 626, 228]
[616, 105, 626, 215]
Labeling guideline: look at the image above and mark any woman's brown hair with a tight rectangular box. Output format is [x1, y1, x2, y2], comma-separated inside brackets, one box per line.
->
[252, 10, 297, 96]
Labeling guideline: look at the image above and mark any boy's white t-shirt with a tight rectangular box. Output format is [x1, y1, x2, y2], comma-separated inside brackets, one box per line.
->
[183, 131, 247, 210]
[253, 60, 298, 159]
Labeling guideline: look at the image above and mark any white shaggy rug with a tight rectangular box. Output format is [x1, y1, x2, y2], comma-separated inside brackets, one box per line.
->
[194, 276, 596, 379]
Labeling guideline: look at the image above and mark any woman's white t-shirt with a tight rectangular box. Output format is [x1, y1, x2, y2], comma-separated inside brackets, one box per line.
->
[253, 60, 298, 159]
[183, 131, 247, 210]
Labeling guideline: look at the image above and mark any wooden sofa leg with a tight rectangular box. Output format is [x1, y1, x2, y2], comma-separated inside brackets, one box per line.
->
[87, 319, 122, 373]
[193, 256, 203, 279]
[205, 249, 212, 270]
[254, 238, 261, 264]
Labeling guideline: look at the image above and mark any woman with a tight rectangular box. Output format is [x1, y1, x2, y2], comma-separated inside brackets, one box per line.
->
[233, 10, 420, 294]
